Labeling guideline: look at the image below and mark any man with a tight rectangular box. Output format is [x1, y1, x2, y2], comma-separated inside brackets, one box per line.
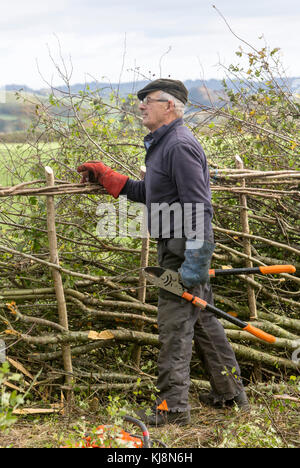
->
[77, 79, 249, 427]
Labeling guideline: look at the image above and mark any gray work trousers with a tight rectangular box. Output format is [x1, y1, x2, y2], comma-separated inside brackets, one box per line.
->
[156, 238, 244, 412]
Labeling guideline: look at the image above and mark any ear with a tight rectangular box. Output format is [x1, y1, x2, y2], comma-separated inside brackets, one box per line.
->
[165, 100, 175, 113]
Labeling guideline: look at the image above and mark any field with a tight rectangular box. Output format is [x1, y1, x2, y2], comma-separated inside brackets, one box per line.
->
[0, 142, 60, 186]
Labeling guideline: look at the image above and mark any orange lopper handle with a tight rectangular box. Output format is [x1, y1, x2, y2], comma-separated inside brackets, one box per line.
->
[243, 324, 276, 344]
[259, 265, 296, 275]
[181, 291, 277, 344]
[182, 291, 207, 309]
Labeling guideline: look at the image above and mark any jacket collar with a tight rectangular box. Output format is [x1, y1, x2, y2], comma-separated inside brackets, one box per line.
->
[144, 118, 183, 149]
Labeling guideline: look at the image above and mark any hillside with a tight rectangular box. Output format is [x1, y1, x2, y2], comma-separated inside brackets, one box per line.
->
[0, 91, 48, 135]
[0, 83, 219, 136]
[0, 77, 299, 135]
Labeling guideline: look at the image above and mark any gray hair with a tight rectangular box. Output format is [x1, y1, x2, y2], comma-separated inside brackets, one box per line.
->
[159, 91, 185, 118]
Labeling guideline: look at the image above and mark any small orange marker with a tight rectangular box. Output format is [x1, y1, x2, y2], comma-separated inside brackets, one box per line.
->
[157, 400, 169, 411]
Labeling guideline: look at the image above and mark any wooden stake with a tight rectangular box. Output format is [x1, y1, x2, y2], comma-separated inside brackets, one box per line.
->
[131, 166, 150, 366]
[235, 156, 258, 320]
[45, 167, 73, 396]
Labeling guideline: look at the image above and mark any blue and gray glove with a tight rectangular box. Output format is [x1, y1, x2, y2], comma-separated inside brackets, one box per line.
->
[179, 240, 215, 288]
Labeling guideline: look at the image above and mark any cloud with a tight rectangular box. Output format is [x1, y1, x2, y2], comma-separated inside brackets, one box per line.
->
[0, 0, 299, 88]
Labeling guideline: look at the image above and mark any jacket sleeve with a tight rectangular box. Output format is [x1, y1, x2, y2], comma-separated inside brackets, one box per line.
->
[165, 142, 213, 241]
[120, 178, 146, 204]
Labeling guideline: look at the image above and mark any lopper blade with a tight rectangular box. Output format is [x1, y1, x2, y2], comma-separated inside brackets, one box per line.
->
[143, 267, 185, 296]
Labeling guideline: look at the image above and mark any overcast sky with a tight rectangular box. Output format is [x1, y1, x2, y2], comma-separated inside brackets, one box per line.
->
[1, 0, 300, 89]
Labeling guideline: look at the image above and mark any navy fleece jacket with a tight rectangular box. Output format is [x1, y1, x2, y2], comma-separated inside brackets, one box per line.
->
[121, 118, 213, 240]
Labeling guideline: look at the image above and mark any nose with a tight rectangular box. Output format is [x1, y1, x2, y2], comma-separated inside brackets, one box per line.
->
[139, 101, 146, 111]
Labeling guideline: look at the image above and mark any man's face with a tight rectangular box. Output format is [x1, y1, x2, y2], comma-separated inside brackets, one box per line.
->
[139, 91, 170, 132]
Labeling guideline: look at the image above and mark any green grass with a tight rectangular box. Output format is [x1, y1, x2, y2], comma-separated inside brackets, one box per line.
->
[0, 114, 18, 121]
[0, 142, 60, 186]
[0, 386, 299, 448]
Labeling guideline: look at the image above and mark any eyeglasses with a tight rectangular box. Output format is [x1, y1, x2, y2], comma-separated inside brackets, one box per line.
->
[140, 97, 169, 105]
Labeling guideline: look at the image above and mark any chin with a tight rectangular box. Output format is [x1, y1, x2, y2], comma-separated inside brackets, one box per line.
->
[143, 119, 152, 129]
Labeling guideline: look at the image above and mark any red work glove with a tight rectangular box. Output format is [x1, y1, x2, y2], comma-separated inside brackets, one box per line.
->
[77, 161, 129, 198]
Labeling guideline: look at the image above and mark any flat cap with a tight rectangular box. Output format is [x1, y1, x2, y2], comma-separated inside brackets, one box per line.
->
[137, 78, 188, 104]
